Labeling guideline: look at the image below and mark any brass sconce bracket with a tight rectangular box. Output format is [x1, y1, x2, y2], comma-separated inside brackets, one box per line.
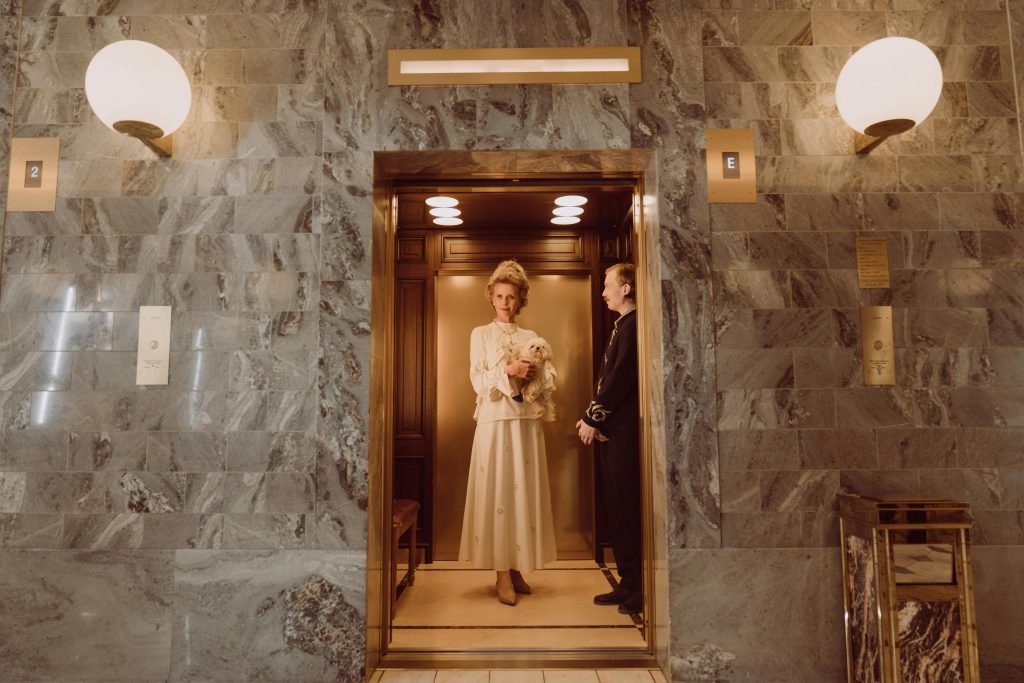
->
[114, 119, 173, 157]
[854, 118, 915, 155]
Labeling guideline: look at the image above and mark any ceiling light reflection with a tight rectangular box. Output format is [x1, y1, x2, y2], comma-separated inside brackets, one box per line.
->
[433, 217, 463, 226]
[429, 207, 461, 218]
[551, 216, 581, 225]
[552, 206, 584, 217]
[554, 195, 587, 207]
[426, 196, 459, 208]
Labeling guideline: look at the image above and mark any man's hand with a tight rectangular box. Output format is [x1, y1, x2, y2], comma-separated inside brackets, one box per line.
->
[576, 419, 608, 445]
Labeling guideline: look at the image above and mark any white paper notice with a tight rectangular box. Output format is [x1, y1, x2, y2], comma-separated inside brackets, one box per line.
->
[136, 306, 171, 385]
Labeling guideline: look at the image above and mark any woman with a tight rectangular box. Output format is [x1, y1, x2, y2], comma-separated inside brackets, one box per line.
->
[459, 260, 557, 606]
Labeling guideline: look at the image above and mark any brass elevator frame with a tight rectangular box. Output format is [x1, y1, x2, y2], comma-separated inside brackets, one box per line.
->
[366, 150, 666, 675]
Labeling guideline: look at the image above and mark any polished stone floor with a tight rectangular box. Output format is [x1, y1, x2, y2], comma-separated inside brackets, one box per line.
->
[389, 560, 645, 651]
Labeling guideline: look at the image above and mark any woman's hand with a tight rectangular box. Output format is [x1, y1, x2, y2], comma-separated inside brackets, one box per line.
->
[506, 359, 535, 380]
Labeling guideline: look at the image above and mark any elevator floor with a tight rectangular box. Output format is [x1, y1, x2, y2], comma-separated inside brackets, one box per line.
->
[390, 560, 645, 650]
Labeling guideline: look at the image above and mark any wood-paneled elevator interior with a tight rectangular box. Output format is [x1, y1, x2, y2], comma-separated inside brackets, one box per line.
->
[392, 181, 635, 569]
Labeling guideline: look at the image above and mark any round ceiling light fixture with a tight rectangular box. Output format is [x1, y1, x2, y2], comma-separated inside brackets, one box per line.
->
[429, 207, 461, 218]
[554, 195, 588, 207]
[432, 217, 463, 226]
[835, 37, 942, 137]
[425, 196, 459, 208]
[552, 206, 584, 217]
[551, 216, 581, 225]
[85, 40, 192, 139]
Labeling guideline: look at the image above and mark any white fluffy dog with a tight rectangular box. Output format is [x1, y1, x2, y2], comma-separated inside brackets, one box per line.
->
[514, 336, 557, 421]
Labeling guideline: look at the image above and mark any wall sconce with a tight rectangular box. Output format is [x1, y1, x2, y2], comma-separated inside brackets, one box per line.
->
[85, 40, 192, 157]
[835, 37, 942, 154]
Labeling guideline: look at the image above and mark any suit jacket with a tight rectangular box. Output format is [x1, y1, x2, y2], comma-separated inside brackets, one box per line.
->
[582, 308, 638, 435]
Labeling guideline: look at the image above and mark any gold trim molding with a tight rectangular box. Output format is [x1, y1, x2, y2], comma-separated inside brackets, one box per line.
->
[387, 47, 642, 85]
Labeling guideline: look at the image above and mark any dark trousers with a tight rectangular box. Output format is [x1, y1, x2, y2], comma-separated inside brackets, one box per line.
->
[597, 432, 642, 595]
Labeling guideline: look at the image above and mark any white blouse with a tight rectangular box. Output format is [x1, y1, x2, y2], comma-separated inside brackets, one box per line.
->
[470, 321, 546, 423]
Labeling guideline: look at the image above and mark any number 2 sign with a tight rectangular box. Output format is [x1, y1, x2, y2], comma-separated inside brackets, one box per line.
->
[7, 138, 60, 212]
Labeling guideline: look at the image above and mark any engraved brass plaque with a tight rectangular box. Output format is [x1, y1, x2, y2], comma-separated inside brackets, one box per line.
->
[862, 305, 895, 386]
[707, 128, 756, 203]
[6, 138, 60, 212]
[856, 236, 891, 289]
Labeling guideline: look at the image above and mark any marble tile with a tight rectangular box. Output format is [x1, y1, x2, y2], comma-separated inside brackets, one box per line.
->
[934, 117, 1018, 155]
[0, 429, 67, 471]
[719, 469, 759, 512]
[0, 512, 62, 548]
[234, 194, 313, 234]
[799, 429, 877, 469]
[226, 430, 312, 472]
[811, 10, 885, 45]
[961, 94, 1013, 164]
[147, 432, 226, 471]
[973, 155, 1024, 193]
[715, 348, 793, 389]
[760, 155, 898, 194]
[709, 194, 785, 232]
[715, 308, 833, 349]
[835, 387, 916, 428]
[718, 430, 799, 470]
[0, 550, 173, 679]
[703, 46, 780, 82]
[785, 193, 863, 231]
[68, 430, 147, 471]
[669, 548, 844, 681]
[222, 512, 310, 548]
[171, 550, 366, 680]
[712, 271, 789, 308]
[736, 10, 811, 45]
[712, 232, 826, 271]
[974, 547, 1024, 681]
[960, 428, 1024, 467]
[718, 389, 835, 429]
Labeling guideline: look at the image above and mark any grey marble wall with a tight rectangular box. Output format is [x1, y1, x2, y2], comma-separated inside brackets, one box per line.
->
[0, 0, 1022, 682]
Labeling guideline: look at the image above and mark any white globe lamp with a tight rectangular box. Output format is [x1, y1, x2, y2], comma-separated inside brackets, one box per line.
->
[835, 37, 942, 137]
[85, 40, 192, 139]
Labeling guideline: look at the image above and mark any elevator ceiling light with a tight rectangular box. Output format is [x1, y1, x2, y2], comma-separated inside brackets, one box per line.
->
[552, 206, 584, 217]
[551, 216, 581, 225]
[425, 196, 459, 208]
[389, 47, 642, 86]
[835, 37, 942, 138]
[554, 195, 588, 207]
[85, 40, 192, 140]
[429, 207, 461, 218]
[433, 217, 463, 226]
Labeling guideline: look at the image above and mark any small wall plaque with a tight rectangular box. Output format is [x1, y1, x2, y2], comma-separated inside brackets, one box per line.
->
[856, 236, 891, 288]
[862, 305, 895, 386]
[6, 138, 60, 212]
[136, 306, 172, 385]
[706, 129, 756, 203]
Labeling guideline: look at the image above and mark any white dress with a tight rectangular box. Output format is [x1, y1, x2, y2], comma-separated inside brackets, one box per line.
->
[458, 320, 557, 571]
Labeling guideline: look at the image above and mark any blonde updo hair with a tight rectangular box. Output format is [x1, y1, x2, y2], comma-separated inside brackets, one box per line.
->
[485, 260, 530, 313]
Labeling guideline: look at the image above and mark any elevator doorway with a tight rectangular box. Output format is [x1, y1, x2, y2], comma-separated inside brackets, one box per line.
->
[386, 180, 645, 654]
[367, 149, 667, 674]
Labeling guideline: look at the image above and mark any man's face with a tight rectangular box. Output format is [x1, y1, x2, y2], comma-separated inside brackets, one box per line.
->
[601, 272, 629, 312]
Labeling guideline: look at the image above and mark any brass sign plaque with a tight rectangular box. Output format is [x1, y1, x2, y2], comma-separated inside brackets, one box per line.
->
[707, 128, 756, 204]
[862, 305, 895, 386]
[6, 138, 60, 212]
[856, 236, 890, 288]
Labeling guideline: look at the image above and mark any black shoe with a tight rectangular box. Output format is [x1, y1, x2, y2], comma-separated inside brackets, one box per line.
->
[593, 587, 631, 605]
[617, 592, 643, 615]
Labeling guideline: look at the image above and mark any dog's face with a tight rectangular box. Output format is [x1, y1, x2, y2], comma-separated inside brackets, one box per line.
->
[525, 337, 552, 362]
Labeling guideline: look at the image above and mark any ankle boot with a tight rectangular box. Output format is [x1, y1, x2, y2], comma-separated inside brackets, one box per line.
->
[496, 571, 517, 606]
[509, 569, 532, 594]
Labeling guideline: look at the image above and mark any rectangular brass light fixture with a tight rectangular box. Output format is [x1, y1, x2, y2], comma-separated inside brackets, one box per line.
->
[388, 47, 641, 85]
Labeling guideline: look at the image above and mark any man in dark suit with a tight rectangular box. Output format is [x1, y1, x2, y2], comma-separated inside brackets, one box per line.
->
[576, 262, 642, 615]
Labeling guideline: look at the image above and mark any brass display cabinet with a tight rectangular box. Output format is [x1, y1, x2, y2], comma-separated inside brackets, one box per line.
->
[838, 493, 980, 683]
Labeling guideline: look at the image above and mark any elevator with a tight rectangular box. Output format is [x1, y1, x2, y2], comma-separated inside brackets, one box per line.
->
[390, 181, 635, 573]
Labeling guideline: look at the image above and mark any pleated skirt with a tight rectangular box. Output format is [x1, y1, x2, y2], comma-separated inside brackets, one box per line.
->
[458, 418, 557, 571]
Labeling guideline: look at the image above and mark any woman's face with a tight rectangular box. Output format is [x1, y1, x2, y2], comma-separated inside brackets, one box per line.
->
[491, 282, 520, 321]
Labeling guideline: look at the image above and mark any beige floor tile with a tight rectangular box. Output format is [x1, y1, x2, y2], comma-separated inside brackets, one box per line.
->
[390, 626, 644, 650]
[490, 671, 544, 683]
[648, 670, 668, 683]
[435, 671, 490, 683]
[596, 671, 653, 683]
[393, 567, 633, 628]
[381, 671, 438, 683]
[369, 672, 385, 683]
[543, 671, 600, 682]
